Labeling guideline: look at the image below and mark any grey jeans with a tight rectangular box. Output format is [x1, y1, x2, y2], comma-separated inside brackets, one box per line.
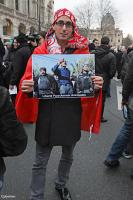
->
[29, 143, 75, 200]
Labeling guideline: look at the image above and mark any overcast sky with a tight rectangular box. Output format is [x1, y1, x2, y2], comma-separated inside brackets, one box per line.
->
[54, 0, 133, 37]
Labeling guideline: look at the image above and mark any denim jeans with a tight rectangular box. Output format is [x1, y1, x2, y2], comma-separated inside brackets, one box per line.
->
[29, 143, 75, 200]
[106, 107, 133, 161]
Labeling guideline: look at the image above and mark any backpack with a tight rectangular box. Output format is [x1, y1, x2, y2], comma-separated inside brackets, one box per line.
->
[0, 87, 28, 157]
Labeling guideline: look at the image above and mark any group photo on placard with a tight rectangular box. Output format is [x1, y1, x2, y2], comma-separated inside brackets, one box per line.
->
[32, 54, 95, 98]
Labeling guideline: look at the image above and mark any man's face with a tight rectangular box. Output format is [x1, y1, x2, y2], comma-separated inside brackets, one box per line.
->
[61, 61, 67, 67]
[94, 40, 99, 47]
[13, 39, 18, 49]
[40, 69, 46, 75]
[53, 16, 73, 43]
[83, 65, 89, 72]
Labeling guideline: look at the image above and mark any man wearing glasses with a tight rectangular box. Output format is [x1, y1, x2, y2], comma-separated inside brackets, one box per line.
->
[17, 8, 103, 200]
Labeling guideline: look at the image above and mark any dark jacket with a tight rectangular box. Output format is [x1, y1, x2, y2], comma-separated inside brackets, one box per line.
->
[94, 45, 116, 91]
[35, 98, 81, 146]
[116, 50, 123, 67]
[0, 86, 27, 174]
[10, 43, 32, 87]
[121, 50, 133, 84]
[122, 56, 133, 103]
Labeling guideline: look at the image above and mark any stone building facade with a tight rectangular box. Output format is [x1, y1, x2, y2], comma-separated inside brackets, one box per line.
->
[89, 13, 123, 48]
[0, 0, 54, 41]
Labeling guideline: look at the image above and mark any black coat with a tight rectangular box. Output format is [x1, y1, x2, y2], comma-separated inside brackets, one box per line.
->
[0, 86, 27, 174]
[10, 43, 32, 87]
[122, 56, 133, 102]
[121, 51, 133, 84]
[94, 45, 116, 91]
[35, 98, 82, 146]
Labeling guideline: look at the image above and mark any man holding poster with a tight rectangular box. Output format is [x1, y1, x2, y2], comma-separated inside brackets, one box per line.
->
[16, 8, 103, 200]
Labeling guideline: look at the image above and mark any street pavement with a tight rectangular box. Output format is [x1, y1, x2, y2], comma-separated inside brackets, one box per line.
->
[1, 78, 133, 200]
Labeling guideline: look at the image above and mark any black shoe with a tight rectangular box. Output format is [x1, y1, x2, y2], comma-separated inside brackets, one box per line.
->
[101, 118, 108, 123]
[55, 187, 72, 200]
[104, 160, 120, 168]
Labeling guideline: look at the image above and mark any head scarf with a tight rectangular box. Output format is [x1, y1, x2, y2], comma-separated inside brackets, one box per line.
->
[46, 8, 89, 53]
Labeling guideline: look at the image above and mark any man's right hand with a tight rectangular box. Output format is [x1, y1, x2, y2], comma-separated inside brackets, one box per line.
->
[22, 80, 34, 93]
[59, 58, 64, 64]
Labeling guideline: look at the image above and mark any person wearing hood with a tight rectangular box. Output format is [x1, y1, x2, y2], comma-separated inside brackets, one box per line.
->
[94, 36, 116, 122]
[16, 8, 103, 200]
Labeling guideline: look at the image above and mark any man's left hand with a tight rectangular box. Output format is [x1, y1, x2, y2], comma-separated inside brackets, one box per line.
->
[91, 76, 103, 90]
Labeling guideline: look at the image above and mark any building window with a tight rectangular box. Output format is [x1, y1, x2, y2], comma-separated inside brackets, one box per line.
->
[118, 39, 120, 43]
[15, 0, 19, 10]
[0, 0, 4, 4]
[3, 19, 13, 36]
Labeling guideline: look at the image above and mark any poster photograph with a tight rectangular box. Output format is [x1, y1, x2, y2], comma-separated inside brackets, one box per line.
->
[32, 54, 95, 99]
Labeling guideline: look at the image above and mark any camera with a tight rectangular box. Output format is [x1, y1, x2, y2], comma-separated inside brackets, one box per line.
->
[27, 33, 39, 43]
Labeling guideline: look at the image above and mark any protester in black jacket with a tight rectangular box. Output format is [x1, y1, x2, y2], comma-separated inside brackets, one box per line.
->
[104, 55, 133, 173]
[0, 86, 27, 192]
[94, 36, 116, 122]
[9, 34, 32, 90]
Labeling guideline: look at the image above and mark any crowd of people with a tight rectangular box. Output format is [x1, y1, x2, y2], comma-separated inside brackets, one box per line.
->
[0, 7, 133, 200]
[89, 37, 133, 179]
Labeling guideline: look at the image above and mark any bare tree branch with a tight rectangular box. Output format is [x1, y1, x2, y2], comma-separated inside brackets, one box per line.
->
[74, 0, 96, 36]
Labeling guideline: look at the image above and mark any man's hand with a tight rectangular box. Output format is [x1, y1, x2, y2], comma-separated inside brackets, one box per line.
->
[22, 80, 34, 93]
[59, 58, 64, 64]
[91, 76, 103, 90]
